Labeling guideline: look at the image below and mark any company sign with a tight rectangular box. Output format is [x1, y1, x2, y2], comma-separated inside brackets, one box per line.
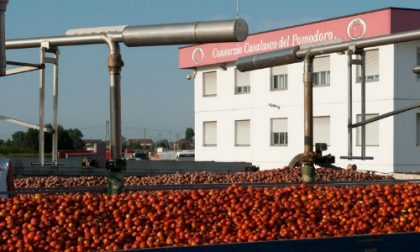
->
[179, 9, 391, 69]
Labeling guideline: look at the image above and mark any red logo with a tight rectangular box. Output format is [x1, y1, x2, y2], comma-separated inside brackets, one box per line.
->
[192, 48, 204, 65]
[347, 18, 367, 40]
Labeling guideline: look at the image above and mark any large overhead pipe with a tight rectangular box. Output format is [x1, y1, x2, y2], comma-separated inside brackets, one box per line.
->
[237, 47, 300, 72]
[123, 19, 248, 46]
[0, 0, 7, 76]
[6, 19, 248, 194]
[6, 19, 248, 49]
[237, 28, 420, 72]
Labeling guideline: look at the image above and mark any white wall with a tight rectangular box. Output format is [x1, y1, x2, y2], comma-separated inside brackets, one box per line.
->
[194, 44, 420, 173]
[393, 41, 420, 172]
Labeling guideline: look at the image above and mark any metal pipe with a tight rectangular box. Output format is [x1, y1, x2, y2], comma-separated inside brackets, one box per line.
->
[52, 48, 59, 167]
[6, 19, 248, 49]
[236, 47, 299, 72]
[303, 55, 314, 156]
[122, 19, 248, 46]
[347, 51, 353, 159]
[107, 44, 122, 160]
[0, 0, 7, 76]
[360, 51, 366, 159]
[6, 34, 123, 49]
[236, 28, 420, 73]
[296, 28, 420, 58]
[39, 47, 46, 166]
[351, 102, 420, 128]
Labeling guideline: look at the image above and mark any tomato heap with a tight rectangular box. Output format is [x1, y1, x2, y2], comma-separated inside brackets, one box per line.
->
[0, 183, 418, 251]
[15, 167, 392, 188]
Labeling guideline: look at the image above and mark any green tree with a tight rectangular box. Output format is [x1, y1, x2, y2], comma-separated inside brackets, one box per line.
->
[23, 129, 39, 152]
[11, 131, 25, 150]
[185, 128, 194, 142]
[67, 128, 85, 149]
[156, 139, 170, 149]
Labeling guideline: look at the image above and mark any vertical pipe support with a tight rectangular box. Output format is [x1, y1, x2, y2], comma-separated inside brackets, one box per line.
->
[103, 35, 126, 194]
[360, 50, 366, 159]
[38, 45, 47, 166]
[0, 0, 7, 76]
[51, 47, 59, 167]
[347, 48, 354, 159]
[301, 54, 315, 182]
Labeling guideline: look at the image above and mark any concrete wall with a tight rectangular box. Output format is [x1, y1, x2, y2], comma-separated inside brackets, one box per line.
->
[12, 157, 253, 177]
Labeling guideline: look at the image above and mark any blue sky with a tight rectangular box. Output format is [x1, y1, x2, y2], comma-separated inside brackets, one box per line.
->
[2, 0, 420, 142]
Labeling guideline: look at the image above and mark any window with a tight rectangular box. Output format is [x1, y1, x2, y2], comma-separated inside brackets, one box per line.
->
[314, 116, 330, 146]
[271, 118, 288, 146]
[235, 120, 250, 146]
[313, 56, 330, 87]
[356, 114, 379, 146]
[356, 49, 379, 82]
[203, 121, 217, 146]
[271, 66, 288, 91]
[416, 114, 420, 146]
[235, 69, 251, 94]
[203, 71, 217, 96]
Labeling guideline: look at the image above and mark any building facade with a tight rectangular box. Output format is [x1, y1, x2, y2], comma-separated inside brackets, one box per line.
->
[179, 8, 420, 173]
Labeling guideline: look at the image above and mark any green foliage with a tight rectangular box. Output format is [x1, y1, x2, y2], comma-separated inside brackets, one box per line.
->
[185, 128, 194, 142]
[0, 125, 86, 154]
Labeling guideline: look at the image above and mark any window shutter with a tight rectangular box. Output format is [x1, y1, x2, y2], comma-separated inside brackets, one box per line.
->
[272, 65, 287, 75]
[272, 118, 287, 132]
[314, 116, 330, 145]
[235, 120, 250, 146]
[203, 71, 217, 96]
[313, 56, 330, 72]
[203, 121, 217, 146]
[236, 69, 250, 88]
[365, 50, 379, 77]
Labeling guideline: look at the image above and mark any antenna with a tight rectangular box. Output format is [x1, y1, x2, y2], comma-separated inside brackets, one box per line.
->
[236, 0, 240, 18]
[106, 120, 110, 142]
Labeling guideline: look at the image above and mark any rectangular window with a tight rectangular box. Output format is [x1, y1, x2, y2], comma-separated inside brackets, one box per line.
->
[356, 114, 379, 146]
[203, 121, 217, 146]
[314, 116, 330, 146]
[235, 69, 251, 94]
[417, 48, 420, 81]
[416, 114, 420, 146]
[356, 49, 379, 82]
[203, 71, 217, 96]
[313, 56, 330, 87]
[235, 120, 250, 146]
[271, 66, 288, 91]
[271, 118, 288, 146]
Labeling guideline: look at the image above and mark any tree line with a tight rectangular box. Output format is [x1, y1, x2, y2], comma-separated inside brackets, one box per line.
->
[0, 126, 195, 155]
[0, 124, 84, 154]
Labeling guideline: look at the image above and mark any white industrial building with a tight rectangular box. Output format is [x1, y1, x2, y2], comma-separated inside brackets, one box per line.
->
[178, 7, 420, 173]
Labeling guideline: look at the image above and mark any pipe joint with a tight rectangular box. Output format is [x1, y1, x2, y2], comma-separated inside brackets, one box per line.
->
[108, 53, 123, 72]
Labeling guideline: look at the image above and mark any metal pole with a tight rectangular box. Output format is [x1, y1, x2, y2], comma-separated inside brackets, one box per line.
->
[38, 46, 46, 166]
[360, 50, 366, 159]
[105, 37, 125, 195]
[347, 50, 353, 159]
[0, 0, 8, 76]
[52, 48, 59, 167]
[302, 54, 315, 182]
[351, 102, 420, 128]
